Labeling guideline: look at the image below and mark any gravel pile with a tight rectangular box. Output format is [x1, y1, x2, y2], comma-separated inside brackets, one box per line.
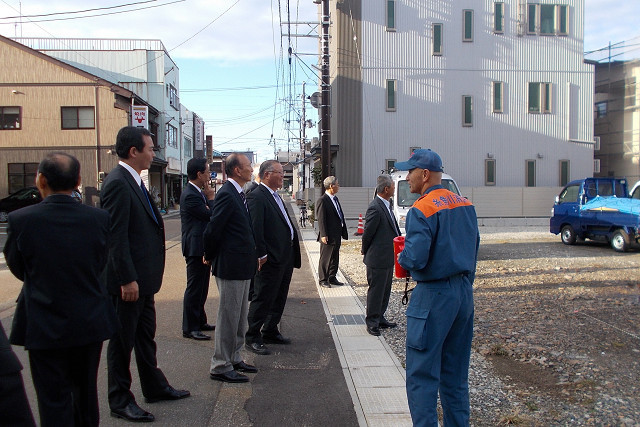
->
[338, 227, 640, 426]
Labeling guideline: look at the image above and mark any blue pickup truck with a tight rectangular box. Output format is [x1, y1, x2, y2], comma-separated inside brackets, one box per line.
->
[550, 177, 640, 252]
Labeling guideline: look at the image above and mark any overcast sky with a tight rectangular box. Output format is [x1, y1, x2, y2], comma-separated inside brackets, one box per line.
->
[1, 0, 638, 160]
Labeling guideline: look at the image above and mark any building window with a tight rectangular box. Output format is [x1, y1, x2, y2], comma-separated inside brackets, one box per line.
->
[386, 159, 396, 172]
[386, 0, 395, 30]
[463, 10, 474, 41]
[386, 79, 397, 111]
[485, 159, 496, 186]
[493, 81, 504, 113]
[595, 101, 607, 118]
[462, 95, 473, 126]
[559, 160, 570, 186]
[167, 124, 178, 148]
[184, 136, 192, 157]
[1, 106, 21, 130]
[528, 82, 552, 114]
[594, 159, 601, 174]
[525, 160, 536, 187]
[169, 85, 179, 110]
[61, 107, 95, 129]
[409, 147, 421, 155]
[494, 2, 504, 33]
[433, 23, 443, 55]
[8, 163, 39, 194]
[527, 4, 569, 36]
[625, 78, 636, 108]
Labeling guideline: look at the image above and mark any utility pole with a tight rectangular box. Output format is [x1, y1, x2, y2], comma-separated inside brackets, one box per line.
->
[320, 0, 331, 180]
[301, 81, 306, 191]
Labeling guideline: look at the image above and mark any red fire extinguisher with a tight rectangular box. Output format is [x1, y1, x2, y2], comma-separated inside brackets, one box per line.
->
[394, 236, 414, 305]
[393, 236, 408, 278]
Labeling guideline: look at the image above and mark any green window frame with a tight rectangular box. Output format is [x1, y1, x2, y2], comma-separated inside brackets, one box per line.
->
[485, 159, 496, 186]
[527, 4, 537, 34]
[525, 160, 536, 187]
[463, 10, 474, 41]
[559, 160, 570, 187]
[386, 0, 395, 30]
[494, 2, 504, 33]
[528, 82, 552, 114]
[386, 79, 397, 111]
[462, 95, 473, 126]
[433, 23, 443, 55]
[493, 81, 504, 113]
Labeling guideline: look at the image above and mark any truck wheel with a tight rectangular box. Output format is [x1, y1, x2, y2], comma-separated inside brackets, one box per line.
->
[561, 225, 577, 245]
[611, 230, 629, 252]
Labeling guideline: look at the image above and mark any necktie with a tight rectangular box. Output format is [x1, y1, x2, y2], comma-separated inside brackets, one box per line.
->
[389, 207, 401, 236]
[273, 191, 294, 239]
[140, 181, 158, 223]
[334, 196, 344, 224]
[200, 190, 207, 203]
[239, 191, 248, 212]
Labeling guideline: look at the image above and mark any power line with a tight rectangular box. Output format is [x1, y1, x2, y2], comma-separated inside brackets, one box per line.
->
[0, 0, 159, 20]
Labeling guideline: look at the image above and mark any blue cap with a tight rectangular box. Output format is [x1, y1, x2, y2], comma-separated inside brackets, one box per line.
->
[394, 149, 444, 172]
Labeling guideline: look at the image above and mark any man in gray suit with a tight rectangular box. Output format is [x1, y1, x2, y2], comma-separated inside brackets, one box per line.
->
[361, 175, 401, 336]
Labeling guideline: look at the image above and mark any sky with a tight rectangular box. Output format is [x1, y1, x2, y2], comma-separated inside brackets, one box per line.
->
[1, 0, 639, 162]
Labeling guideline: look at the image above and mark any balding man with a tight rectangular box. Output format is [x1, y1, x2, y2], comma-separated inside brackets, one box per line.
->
[5, 152, 116, 426]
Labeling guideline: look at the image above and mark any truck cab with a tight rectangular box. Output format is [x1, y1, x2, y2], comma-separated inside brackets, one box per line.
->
[550, 177, 640, 251]
[390, 171, 461, 234]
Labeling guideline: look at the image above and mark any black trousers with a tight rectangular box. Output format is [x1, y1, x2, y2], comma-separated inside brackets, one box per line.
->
[246, 247, 294, 344]
[107, 295, 169, 410]
[0, 372, 36, 427]
[29, 342, 103, 427]
[365, 265, 394, 328]
[318, 240, 341, 283]
[182, 256, 211, 332]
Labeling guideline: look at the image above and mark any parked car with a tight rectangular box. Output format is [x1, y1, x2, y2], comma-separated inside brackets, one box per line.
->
[0, 187, 43, 222]
[550, 177, 640, 252]
[390, 170, 461, 233]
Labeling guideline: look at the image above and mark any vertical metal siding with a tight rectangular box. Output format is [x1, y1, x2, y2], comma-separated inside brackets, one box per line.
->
[348, 0, 593, 187]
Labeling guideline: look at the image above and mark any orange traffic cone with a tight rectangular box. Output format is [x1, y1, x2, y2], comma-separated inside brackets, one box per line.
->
[354, 213, 364, 236]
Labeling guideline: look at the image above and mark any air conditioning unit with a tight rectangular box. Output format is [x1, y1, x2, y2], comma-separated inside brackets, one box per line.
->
[594, 136, 601, 151]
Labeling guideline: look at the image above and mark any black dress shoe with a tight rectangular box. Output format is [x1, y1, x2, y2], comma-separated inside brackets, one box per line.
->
[245, 342, 271, 355]
[210, 370, 249, 383]
[233, 361, 258, 373]
[183, 331, 211, 340]
[110, 402, 155, 422]
[379, 320, 397, 329]
[367, 326, 381, 336]
[262, 333, 291, 345]
[200, 323, 216, 331]
[329, 279, 345, 286]
[145, 385, 191, 403]
[319, 281, 331, 288]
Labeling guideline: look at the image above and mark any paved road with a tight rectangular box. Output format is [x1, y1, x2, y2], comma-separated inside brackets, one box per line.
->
[1, 213, 359, 426]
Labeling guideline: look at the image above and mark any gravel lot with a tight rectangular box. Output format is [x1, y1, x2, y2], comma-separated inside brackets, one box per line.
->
[339, 226, 640, 426]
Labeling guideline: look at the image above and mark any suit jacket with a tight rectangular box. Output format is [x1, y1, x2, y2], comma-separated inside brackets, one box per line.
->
[361, 197, 401, 269]
[203, 180, 257, 280]
[100, 165, 165, 296]
[247, 184, 301, 268]
[316, 193, 348, 245]
[180, 183, 214, 257]
[4, 195, 116, 350]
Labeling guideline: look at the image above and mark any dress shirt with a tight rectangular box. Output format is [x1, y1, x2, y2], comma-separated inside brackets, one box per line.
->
[325, 191, 344, 226]
[263, 183, 294, 240]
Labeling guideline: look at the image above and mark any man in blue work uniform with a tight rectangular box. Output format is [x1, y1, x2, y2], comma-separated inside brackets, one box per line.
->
[396, 149, 480, 427]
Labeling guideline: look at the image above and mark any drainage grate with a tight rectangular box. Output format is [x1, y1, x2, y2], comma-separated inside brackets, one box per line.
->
[332, 314, 366, 325]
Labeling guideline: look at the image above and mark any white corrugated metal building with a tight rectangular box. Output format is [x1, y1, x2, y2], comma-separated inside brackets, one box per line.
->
[325, 0, 595, 189]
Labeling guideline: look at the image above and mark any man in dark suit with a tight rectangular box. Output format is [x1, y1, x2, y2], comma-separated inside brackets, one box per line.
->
[101, 126, 189, 422]
[245, 160, 301, 355]
[204, 153, 258, 383]
[316, 175, 348, 288]
[4, 152, 116, 426]
[180, 157, 215, 340]
[361, 174, 401, 336]
[0, 320, 35, 426]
